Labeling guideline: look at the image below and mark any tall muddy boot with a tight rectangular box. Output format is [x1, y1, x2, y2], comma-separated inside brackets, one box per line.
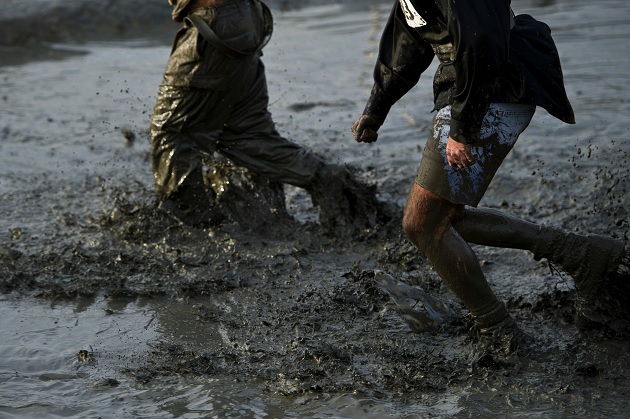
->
[532, 227, 629, 327]
[470, 300, 532, 355]
[309, 163, 388, 233]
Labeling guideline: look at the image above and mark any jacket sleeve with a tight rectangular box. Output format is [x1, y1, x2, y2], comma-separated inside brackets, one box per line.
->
[363, 3, 435, 124]
[448, 0, 513, 144]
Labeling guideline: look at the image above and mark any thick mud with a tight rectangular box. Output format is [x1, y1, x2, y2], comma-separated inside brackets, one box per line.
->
[1, 0, 629, 417]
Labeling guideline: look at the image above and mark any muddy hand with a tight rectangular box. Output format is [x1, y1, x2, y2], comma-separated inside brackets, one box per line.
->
[446, 136, 477, 168]
[352, 114, 381, 143]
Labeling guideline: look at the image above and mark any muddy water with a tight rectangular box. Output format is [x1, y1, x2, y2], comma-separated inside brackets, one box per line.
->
[1, 1, 630, 417]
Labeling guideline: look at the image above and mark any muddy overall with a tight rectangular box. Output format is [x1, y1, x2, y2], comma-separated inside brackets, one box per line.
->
[151, 0, 383, 230]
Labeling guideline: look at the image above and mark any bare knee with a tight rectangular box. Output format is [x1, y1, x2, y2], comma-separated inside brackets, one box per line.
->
[402, 184, 462, 252]
[401, 185, 439, 250]
[402, 205, 427, 245]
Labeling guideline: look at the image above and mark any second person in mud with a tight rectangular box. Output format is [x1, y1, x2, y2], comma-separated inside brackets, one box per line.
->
[151, 0, 385, 232]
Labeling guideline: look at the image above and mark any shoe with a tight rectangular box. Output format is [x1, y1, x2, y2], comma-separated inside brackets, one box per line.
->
[575, 252, 630, 331]
[469, 300, 534, 356]
[567, 235, 624, 300]
[534, 229, 627, 328]
[474, 315, 534, 356]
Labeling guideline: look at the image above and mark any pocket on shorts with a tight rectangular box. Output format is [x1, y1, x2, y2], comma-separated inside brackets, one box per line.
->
[480, 104, 535, 146]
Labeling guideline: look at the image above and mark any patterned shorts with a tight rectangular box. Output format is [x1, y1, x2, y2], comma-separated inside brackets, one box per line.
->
[415, 103, 536, 206]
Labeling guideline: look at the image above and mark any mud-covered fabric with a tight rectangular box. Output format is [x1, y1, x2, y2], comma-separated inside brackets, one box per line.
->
[364, 0, 575, 144]
[150, 0, 323, 204]
[169, 0, 194, 23]
[416, 103, 535, 206]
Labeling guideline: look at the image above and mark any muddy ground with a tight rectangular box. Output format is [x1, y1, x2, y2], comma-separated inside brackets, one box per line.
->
[1, 0, 629, 416]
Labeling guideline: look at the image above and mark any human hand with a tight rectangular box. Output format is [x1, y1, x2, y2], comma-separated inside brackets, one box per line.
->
[352, 115, 381, 143]
[446, 136, 477, 168]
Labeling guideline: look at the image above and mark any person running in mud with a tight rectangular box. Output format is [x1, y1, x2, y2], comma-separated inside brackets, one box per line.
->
[151, 0, 384, 232]
[352, 0, 629, 350]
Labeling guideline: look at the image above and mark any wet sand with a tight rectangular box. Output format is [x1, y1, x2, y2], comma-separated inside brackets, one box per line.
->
[1, 0, 629, 417]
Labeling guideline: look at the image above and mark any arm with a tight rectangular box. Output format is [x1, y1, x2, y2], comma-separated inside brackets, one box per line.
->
[353, 2, 434, 143]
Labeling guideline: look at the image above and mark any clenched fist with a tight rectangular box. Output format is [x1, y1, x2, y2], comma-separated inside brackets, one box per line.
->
[352, 115, 382, 143]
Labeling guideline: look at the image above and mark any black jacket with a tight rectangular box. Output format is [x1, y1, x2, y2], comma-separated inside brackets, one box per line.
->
[364, 0, 575, 144]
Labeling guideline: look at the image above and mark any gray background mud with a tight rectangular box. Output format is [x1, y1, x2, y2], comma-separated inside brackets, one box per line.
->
[1, 0, 629, 417]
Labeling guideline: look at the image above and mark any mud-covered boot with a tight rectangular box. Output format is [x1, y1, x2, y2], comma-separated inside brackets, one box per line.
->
[472, 302, 533, 356]
[532, 227, 629, 328]
[309, 163, 389, 234]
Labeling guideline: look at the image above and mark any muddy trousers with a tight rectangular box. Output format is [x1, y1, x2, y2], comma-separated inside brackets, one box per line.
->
[149, 1, 328, 222]
[150, 63, 324, 202]
[150, 2, 383, 230]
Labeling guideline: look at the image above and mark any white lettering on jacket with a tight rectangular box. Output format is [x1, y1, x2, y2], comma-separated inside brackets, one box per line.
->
[398, 0, 427, 28]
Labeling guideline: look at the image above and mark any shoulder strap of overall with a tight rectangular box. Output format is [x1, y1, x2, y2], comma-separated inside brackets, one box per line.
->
[186, 14, 252, 58]
[185, 0, 273, 58]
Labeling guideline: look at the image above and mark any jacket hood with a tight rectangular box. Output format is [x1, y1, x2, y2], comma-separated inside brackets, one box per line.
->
[169, 0, 193, 22]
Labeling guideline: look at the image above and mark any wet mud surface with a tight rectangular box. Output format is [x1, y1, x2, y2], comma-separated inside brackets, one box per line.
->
[1, 0, 630, 417]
